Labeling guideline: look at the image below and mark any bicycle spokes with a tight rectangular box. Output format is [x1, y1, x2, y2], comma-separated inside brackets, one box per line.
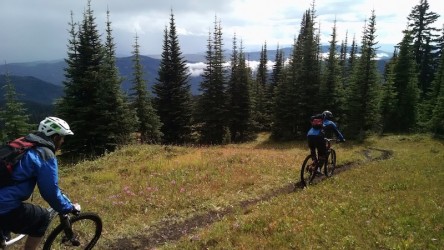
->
[300, 155, 318, 187]
[43, 213, 102, 250]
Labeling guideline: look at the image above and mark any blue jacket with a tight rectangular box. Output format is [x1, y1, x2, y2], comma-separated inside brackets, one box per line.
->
[307, 119, 345, 141]
[0, 133, 73, 215]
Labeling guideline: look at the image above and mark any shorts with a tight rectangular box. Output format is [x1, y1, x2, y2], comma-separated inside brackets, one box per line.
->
[307, 135, 327, 159]
[0, 203, 50, 237]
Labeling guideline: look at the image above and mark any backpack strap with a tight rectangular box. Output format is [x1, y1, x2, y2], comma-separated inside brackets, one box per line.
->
[34, 147, 55, 161]
[9, 137, 36, 152]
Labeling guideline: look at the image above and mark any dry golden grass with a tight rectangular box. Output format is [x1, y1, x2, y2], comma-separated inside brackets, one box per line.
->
[12, 133, 443, 249]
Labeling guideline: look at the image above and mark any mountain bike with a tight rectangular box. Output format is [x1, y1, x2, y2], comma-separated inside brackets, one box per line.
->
[1, 207, 102, 250]
[300, 138, 337, 187]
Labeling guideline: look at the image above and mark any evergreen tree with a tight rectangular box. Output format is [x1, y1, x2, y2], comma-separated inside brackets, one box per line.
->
[271, 35, 297, 140]
[196, 18, 228, 144]
[95, 9, 136, 151]
[339, 31, 349, 88]
[271, 49, 295, 141]
[130, 34, 162, 143]
[345, 11, 381, 140]
[436, 25, 444, 59]
[267, 45, 285, 132]
[380, 48, 399, 133]
[0, 73, 33, 141]
[269, 45, 285, 97]
[252, 42, 270, 131]
[57, 1, 106, 155]
[153, 11, 193, 144]
[320, 20, 345, 124]
[347, 35, 359, 79]
[341, 35, 358, 131]
[57, 2, 136, 155]
[272, 10, 316, 141]
[392, 30, 420, 132]
[429, 45, 444, 135]
[407, 0, 441, 99]
[295, 8, 321, 136]
[420, 26, 444, 130]
[227, 38, 254, 142]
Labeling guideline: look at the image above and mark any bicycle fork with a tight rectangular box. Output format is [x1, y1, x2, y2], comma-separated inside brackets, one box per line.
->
[60, 214, 80, 246]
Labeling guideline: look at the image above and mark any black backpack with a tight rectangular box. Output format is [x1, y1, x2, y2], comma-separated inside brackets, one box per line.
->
[310, 114, 324, 129]
[0, 137, 38, 188]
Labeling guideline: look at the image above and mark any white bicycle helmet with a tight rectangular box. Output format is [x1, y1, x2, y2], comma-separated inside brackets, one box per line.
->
[322, 110, 333, 119]
[38, 117, 74, 136]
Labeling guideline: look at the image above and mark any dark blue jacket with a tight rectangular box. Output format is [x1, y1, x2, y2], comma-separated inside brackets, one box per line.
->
[307, 119, 345, 141]
[0, 133, 73, 214]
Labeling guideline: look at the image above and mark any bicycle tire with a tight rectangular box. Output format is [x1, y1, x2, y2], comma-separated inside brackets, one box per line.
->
[300, 155, 317, 187]
[43, 212, 102, 250]
[324, 149, 336, 177]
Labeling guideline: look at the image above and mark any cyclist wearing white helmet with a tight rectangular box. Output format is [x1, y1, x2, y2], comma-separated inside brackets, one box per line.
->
[0, 117, 80, 250]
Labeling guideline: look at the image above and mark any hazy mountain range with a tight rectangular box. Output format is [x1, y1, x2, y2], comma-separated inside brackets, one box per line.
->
[0, 46, 392, 109]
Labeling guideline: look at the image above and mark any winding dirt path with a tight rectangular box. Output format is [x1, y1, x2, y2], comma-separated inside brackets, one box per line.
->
[110, 148, 393, 249]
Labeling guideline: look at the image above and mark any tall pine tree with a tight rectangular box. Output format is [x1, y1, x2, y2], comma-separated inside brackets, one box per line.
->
[130, 34, 162, 143]
[153, 11, 193, 144]
[272, 11, 309, 141]
[95, 9, 136, 150]
[295, 8, 321, 136]
[407, 0, 441, 100]
[267, 45, 285, 133]
[320, 20, 345, 124]
[196, 18, 228, 144]
[252, 42, 270, 131]
[273, 8, 320, 139]
[0, 73, 33, 141]
[227, 38, 254, 142]
[380, 48, 399, 133]
[345, 10, 381, 140]
[392, 30, 420, 132]
[429, 46, 444, 135]
[57, 2, 135, 155]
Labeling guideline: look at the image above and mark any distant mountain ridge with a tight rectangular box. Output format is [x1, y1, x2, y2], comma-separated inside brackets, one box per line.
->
[0, 46, 391, 100]
[0, 75, 63, 105]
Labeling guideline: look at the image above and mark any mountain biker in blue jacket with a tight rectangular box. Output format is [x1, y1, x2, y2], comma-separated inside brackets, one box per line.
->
[0, 117, 81, 250]
[307, 111, 345, 171]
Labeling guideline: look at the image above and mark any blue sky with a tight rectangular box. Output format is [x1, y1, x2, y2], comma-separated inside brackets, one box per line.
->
[0, 0, 443, 63]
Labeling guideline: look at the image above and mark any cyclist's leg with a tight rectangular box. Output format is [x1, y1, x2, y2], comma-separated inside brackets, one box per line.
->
[307, 135, 318, 162]
[315, 136, 327, 167]
[0, 203, 50, 249]
[25, 236, 43, 250]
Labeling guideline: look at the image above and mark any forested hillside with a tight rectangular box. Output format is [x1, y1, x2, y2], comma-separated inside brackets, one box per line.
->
[1, 0, 443, 153]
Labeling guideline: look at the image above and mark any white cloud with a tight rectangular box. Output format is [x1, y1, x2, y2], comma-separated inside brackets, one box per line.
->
[0, 0, 443, 63]
[187, 62, 207, 77]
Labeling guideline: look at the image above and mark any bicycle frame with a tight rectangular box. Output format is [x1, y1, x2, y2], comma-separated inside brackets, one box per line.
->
[300, 138, 338, 187]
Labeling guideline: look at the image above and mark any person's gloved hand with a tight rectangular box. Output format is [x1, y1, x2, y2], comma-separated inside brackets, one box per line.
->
[72, 203, 81, 215]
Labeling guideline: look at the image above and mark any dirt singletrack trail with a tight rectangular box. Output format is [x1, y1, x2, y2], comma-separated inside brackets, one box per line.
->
[110, 147, 393, 249]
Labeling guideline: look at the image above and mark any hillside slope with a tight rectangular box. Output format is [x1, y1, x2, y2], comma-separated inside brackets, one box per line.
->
[18, 134, 442, 249]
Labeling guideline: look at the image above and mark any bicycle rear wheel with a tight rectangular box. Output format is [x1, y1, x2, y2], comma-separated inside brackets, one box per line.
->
[324, 149, 336, 177]
[300, 155, 317, 187]
[43, 212, 102, 250]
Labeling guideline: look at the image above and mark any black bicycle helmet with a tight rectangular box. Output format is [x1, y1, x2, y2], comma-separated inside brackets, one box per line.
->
[322, 110, 333, 119]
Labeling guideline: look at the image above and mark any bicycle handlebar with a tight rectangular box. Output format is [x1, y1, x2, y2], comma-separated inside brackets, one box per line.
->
[325, 138, 345, 143]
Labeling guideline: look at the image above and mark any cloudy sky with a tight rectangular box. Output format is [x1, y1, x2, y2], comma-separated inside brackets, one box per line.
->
[0, 0, 443, 63]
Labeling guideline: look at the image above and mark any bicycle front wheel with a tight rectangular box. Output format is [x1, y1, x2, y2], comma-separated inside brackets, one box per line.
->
[300, 155, 317, 187]
[43, 212, 102, 250]
[324, 149, 336, 177]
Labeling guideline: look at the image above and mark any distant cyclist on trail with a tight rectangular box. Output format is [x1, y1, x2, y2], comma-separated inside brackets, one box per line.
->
[0, 117, 81, 250]
[307, 111, 345, 171]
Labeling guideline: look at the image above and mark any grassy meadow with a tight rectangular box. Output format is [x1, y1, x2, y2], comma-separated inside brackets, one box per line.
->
[23, 134, 444, 249]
